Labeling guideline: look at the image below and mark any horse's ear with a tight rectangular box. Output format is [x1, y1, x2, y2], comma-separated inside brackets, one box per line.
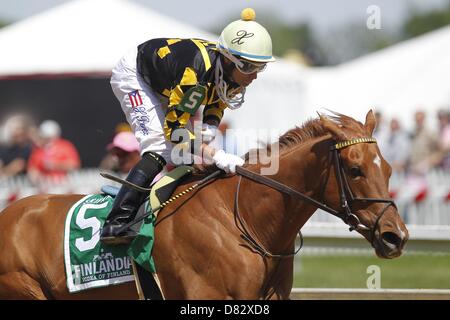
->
[365, 109, 376, 136]
[318, 113, 349, 141]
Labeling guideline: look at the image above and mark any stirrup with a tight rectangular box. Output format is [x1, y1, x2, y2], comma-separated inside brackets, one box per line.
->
[101, 233, 137, 245]
[100, 220, 138, 245]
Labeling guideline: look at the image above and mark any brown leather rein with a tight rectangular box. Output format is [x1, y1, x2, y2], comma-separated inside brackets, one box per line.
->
[234, 137, 396, 259]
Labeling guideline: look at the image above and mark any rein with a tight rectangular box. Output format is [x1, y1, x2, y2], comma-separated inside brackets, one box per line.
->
[234, 176, 303, 258]
[234, 137, 396, 259]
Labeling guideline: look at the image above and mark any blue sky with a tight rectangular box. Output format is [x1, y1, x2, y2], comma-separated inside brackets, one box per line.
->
[0, 0, 448, 32]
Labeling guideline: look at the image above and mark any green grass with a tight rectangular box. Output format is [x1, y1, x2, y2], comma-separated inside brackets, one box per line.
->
[293, 253, 450, 289]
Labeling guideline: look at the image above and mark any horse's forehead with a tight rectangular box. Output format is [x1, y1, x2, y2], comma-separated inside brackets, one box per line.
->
[344, 142, 379, 164]
[342, 125, 367, 137]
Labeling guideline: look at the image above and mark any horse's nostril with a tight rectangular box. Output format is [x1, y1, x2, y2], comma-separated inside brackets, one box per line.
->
[381, 232, 402, 249]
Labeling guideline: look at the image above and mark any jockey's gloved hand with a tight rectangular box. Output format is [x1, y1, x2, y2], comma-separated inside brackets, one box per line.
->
[213, 149, 244, 173]
[201, 123, 218, 144]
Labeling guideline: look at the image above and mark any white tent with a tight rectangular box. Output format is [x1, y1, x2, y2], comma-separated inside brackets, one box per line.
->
[0, 0, 312, 150]
[0, 0, 216, 76]
[304, 25, 450, 130]
[223, 58, 310, 145]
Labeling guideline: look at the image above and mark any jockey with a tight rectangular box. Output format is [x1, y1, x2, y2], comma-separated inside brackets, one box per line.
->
[101, 8, 275, 244]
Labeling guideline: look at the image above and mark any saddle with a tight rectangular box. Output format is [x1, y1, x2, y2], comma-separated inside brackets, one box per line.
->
[101, 165, 194, 234]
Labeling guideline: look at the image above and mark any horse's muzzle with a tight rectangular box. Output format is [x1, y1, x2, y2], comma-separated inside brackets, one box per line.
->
[374, 230, 408, 259]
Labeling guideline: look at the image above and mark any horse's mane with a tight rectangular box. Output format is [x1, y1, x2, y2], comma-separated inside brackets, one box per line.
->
[277, 118, 325, 152]
[193, 111, 365, 174]
[278, 111, 365, 151]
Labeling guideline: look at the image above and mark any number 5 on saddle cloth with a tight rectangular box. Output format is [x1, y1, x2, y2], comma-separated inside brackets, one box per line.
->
[64, 166, 193, 297]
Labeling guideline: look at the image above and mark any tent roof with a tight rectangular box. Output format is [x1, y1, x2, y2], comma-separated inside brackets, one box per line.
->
[304, 25, 450, 128]
[0, 0, 312, 143]
[0, 0, 216, 78]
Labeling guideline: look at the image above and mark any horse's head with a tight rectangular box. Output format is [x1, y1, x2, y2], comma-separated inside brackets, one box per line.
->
[319, 110, 408, 258]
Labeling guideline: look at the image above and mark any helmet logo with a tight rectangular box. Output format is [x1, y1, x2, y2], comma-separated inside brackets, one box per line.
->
[231, 30, 254, 45]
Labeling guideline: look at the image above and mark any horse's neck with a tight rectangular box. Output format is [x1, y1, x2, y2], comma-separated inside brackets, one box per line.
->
[240, 137, 329, 254]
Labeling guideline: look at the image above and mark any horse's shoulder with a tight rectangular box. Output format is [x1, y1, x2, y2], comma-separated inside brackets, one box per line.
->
[2, 194, 85, 215]
[23, 193, 85, 204]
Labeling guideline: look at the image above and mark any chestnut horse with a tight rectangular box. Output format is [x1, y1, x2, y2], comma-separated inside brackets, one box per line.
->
[0, 110, 408, 299]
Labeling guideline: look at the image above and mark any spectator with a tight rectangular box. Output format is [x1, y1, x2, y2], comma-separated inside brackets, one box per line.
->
[407, 110, 441, 174]
[99, 123, 135, 173]
[383, 118, 410, 173]
[437, 109, 450, 170]
[0, 115, 34, 178]
[27, 120, 81, 184]
[100, 131, 141, 175]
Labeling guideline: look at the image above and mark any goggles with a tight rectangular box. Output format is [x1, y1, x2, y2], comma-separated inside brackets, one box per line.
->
[218, 46, 267, 74]
[235, 59, 267, 74]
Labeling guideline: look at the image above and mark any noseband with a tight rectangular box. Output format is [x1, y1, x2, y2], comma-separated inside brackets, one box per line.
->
[235, 137, 396, 258]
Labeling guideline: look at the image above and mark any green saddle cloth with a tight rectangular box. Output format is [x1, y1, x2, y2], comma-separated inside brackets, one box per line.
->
[64, 194, 134, 292]
[64, 166, 193, 293]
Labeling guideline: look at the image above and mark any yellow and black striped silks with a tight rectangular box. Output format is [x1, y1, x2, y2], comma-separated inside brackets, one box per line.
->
[137, 38, 234, 146]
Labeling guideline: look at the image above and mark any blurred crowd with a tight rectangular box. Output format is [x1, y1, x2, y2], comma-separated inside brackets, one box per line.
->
[0, 115, 142, 189]
[374, 108, 450, 175]
[0, 115, 81, 187]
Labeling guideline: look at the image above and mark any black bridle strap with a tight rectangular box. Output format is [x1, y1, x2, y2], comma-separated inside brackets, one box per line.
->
[332, 147, 397, 231]
[336, 150, 396, 205]
[235, 166, 342, 219]
[332, 148, 352, 217]
[370, 202, 394, 241]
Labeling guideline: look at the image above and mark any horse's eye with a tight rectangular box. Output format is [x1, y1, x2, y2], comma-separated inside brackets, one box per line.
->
[349, 166, 364, 178]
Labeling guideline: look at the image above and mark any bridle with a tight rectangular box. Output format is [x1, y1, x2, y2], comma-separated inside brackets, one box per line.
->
[325, 138, 396, 234]
[234, 137, 397, 259]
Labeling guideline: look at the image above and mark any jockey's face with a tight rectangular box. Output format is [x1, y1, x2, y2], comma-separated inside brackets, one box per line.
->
[230, 66, 258, 87]
[223, 56, 258, 87]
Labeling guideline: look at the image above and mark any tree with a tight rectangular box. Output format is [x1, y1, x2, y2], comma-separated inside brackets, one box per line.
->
[403, 3, 450, 39]
[0, 19, 10, 29]
[264, 20, 327, 66]
[317, 23, 397, 65]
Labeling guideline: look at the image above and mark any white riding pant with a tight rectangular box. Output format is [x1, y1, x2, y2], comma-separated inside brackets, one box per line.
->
[110, 46, 190, 166]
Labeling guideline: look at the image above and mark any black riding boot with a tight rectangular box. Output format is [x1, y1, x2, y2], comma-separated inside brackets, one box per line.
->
[100, 152, 166, 245]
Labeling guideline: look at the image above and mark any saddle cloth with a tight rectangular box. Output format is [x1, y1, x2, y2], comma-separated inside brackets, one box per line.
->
[64, 166, 193, 293]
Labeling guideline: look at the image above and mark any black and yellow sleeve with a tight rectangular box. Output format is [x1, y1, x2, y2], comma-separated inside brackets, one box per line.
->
[202, 99, 227, 125]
